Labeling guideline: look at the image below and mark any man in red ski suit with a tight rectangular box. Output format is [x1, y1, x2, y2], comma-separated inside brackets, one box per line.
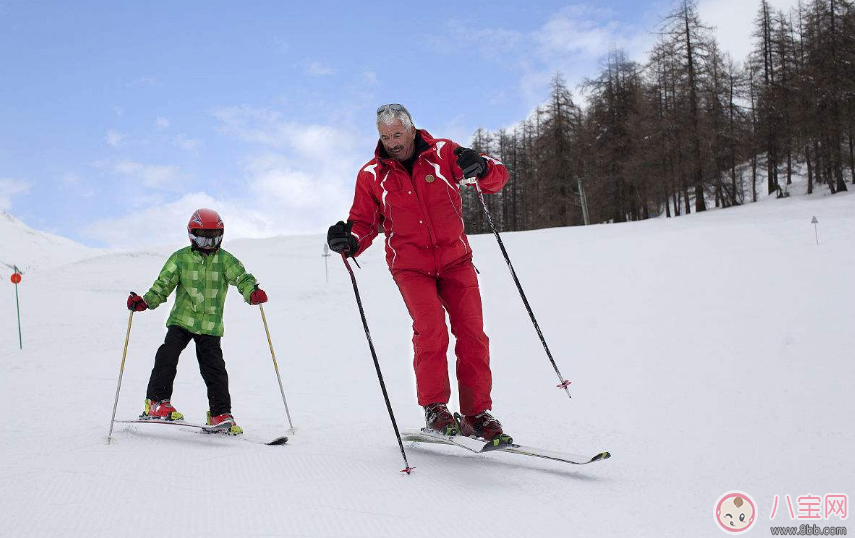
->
[327, 104, 510, 441]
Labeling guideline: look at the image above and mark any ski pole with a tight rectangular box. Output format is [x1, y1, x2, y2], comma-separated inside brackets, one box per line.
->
[107, 295, 136, 443]
[258, 302, 295, 433]
[459, 176, 573, 400]
[341, 254, 414, 474]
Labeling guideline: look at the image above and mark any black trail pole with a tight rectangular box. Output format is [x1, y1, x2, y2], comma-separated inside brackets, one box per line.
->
[341, 254, 414, 474]
[460, 177, 572, 399]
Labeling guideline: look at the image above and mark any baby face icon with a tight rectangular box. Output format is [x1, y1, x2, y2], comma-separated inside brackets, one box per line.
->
[715, 491, 756, 534]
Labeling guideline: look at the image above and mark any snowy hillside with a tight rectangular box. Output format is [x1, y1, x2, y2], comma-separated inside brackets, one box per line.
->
[0, 211, 102, 273]
[0, 189, 853, 537]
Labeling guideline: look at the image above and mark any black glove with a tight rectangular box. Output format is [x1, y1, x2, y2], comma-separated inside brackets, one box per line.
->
[327, 220, 359, 256]
[454, 147, 488, 178]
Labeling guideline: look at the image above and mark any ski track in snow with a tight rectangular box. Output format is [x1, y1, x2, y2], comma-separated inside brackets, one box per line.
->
[0, 187, 853, 537]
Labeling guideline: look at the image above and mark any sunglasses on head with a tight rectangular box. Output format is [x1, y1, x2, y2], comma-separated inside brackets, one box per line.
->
[376, 103, 407, 115]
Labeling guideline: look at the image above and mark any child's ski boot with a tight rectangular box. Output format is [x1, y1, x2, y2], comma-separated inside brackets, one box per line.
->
[206, 411, 243, 435]
[140, 399, 184, 421]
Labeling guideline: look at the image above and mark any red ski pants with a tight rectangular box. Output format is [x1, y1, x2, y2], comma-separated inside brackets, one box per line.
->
[392, 260, 492, 416]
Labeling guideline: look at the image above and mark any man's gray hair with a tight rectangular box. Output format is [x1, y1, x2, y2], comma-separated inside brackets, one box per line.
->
[376, 104, 414, 132]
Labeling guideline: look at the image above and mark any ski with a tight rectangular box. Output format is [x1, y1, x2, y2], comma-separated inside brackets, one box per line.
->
[115, 418, 288, 446]
[184, 427, 289, 446]
[401, 429, 487, 451]
[486, 443, 610, 465]
[115, 417, 230, 433]
[401, 429, 610, 465]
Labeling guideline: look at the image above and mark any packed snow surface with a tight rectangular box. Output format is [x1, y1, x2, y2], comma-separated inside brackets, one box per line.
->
[1, 189, 852, 537]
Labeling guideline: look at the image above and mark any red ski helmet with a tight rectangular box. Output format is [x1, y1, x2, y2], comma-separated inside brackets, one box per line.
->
[188, 208, 224, 232]
[187, 208, 224, 251]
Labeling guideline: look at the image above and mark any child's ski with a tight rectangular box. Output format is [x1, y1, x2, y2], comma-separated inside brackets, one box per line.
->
[187, 426, 289, 446]
[116, 417, 229, 432]
[115, 418, 288, 446]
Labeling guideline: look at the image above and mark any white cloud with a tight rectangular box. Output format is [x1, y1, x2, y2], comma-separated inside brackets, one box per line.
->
[106, 129, 128, 148]
[699, 0, 802, 62]
[438, 4, 655, 114]
[303, 60, 335, 76]
[81, 105, 368, 248]
[212, 106, 288, 147]
[242, 153, 349, 210]
[91, 107, 364, 243]
[247, 160, 320, 207]
[519, 69, 556, 110]
[437, 114, 473, 147]
[0, 178, 30, 211]
[534, 5, 655, 66]
[83, 192, 278, 248]
[537, 6, 624, 59]
[212, 106, 361, 159]
[82, 177, 348, 249]
[156, 117, 170, 129]
[173, 134, 202, 151]
[103, 160, 183, 189]
[217, 106, 362, 217]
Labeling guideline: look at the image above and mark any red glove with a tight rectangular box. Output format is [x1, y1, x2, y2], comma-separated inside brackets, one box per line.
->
[250, 288, 268, 305]
[127, 293, 148, 312]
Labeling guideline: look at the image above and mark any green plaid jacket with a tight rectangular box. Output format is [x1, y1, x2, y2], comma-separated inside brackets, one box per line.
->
[143, 247, 258, 337]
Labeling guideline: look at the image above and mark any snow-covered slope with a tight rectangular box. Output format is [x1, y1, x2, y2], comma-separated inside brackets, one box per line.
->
[0, 189, 852, 537]
[0, 211, 101, 273]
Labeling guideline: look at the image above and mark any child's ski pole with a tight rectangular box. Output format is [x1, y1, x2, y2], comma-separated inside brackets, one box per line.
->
[259, 302, 295, 433]
[107, 294, 136, 443]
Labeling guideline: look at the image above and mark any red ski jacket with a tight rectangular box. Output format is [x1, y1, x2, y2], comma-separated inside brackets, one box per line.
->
[347, 129, 509, 276]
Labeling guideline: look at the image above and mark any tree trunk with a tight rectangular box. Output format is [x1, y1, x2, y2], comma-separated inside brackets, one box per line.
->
[714, 179, 721, 208]
[683, 181, 691, 214]
[728, 69, 738, 205]
[751, 155, 758, 202]
[814, 138, 824, 191]
[806, 144, 814, 195]
[829, 0, 848, 193]
[849, 127, 855, 185]
[786, 150, 792, 188]
[683, 3, 706, 212]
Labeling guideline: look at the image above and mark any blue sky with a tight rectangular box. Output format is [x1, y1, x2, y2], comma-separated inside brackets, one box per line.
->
[0, 0, 797, 248]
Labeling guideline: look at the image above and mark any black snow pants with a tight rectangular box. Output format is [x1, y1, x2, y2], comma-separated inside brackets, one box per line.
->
[146, 325, 231, 416]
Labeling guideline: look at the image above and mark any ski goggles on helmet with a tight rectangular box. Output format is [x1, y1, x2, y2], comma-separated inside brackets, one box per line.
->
[189, 228, 223, 249]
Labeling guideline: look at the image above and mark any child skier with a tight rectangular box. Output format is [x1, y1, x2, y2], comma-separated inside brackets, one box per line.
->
[127, 208, 268, 435]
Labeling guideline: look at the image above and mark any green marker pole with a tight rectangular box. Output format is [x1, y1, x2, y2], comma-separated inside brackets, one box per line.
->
[10, 268, 22, 349]
[15, 281, 21, 349]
